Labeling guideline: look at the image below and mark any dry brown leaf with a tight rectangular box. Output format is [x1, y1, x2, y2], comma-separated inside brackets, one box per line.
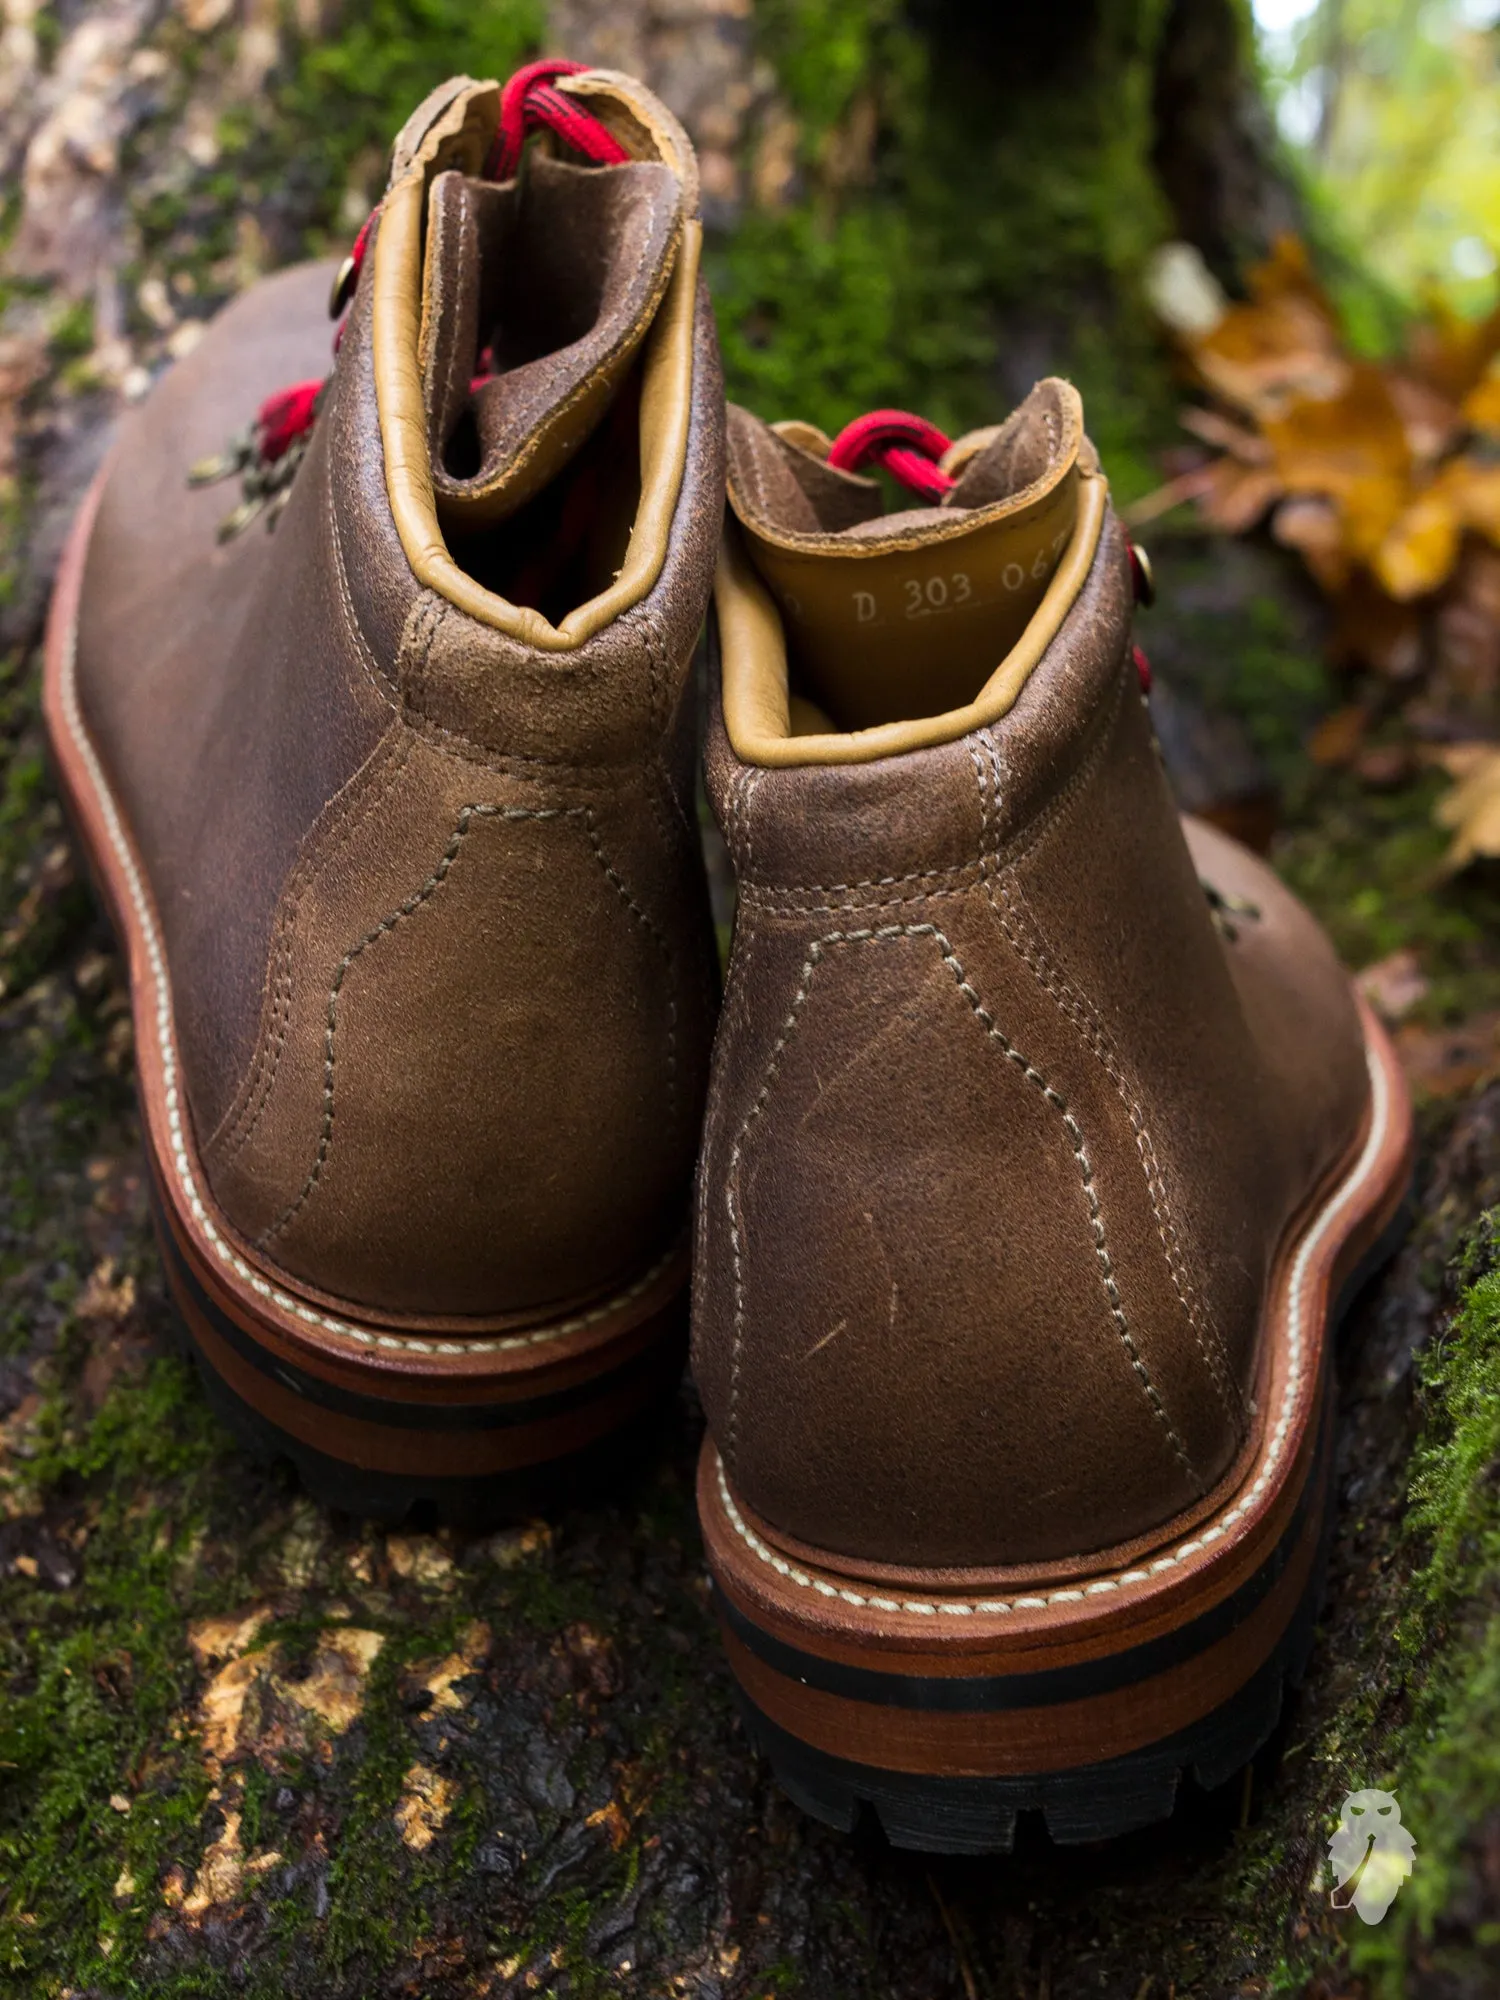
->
[1386, 371, 1465, 465]
[1408, 295, 1500, 405]
[180, 1810, 244, 1917]
[1260, 363, 1412, 561]
[74, 1260, 137, 1323]
[1374, 477, 1463, 601]
[1178, 405, 1273, 464]
[1192, 236, 1348, 419]
[1462, 366, 1500, 435]
[1396, 1011, 1500, 1096]
[385, 1534, 454, 1586]
[1198, 459, 1284, 535]
[1433, 744, 1500, 868]
[198, 1647, 279, 1774]
[187, 1607, 271, 1670]
[1271, 495, 1351, 594]
[586, 1800, 631, 1851]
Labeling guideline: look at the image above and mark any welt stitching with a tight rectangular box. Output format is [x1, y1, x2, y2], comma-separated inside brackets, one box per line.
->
[258, 805, 584, 1246]
[981, 726, 1239, 1421]
[326, 455, 398, 705]
[722, 920, 1197, 1484]
[213, 736, 415, 1164]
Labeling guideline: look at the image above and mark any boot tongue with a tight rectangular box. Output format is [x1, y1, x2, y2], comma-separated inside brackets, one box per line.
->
[418, 152, 684, 528]
[725, 380, 1085, 732]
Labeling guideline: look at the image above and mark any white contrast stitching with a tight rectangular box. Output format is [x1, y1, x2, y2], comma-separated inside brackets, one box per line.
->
[714, 1036, 1389, 1618]
[976, 728, 1240, 1424]
[721, 919, 1195, 1478]
[59, 615, 677, 1359]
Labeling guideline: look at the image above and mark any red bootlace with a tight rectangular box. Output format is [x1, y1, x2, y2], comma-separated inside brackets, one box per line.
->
[825, 409, 956, 504]
[825, 407, 1157, 696]
[209, 62, 630, 520]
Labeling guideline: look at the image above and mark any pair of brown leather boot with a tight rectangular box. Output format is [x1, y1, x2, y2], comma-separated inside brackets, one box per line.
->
[44, 66, 1414, 1854]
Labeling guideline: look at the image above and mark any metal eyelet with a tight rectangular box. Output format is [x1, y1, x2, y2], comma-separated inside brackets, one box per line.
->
[328, 254, 358, 320]
[1129, 541, 1156, 607]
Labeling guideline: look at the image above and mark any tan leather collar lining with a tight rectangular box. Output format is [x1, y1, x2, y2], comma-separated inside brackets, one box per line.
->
[716, 472, 1109, 767]
[372, 74, 699, 651]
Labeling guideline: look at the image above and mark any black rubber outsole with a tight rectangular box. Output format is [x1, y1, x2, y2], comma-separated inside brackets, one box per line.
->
[734, 1470, 1333, 1854]
[730, 1190, 1412, 1855]
[174, 1325, 680, 1527]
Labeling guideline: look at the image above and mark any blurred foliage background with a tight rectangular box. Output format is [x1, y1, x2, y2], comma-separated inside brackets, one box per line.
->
[1259, 0, 1500, 341]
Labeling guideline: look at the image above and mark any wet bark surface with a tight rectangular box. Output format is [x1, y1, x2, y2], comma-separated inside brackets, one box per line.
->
[3, 5, 1500, 1997]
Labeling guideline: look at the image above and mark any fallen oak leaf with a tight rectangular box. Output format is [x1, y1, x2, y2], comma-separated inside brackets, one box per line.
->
[1374, 476, 1463, 601]
[1119, 464, 1217, 531]
[1197, 458, 1285, 535]
[1396, 1011, 1500, 1097]
[1178, 405, 1274, 464]
[1408, 294, 1500, 406]
[1433, 743, 1500, 869]
[1260, 362, 1413, 562]
[1272, 494, 1351, 595]
[1462, 364, 1500, 436]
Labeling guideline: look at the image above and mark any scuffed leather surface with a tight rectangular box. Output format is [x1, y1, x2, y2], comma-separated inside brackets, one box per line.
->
[692, 511, 1370, 1567]
[76, 263, 394, 1132]
[75, 161, 723, 1319]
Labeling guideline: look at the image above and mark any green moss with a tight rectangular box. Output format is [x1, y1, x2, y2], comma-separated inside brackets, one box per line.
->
[268, 0, 545, 248]
[1340, 1217, 1500, 1991]
[1275, 771, 1500, 1021]
[713, 0, 1178, 494]
[0, 1357, 227, 1992]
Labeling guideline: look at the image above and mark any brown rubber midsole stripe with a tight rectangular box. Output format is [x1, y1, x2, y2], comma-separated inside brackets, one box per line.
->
[718, 1470, 1321, 1777]
[171, 1271, 679, 1476]
[713, 1388, 1329, 1711]
[147, 1151, 681, 1407]
[702, 1373, 1324, 1677]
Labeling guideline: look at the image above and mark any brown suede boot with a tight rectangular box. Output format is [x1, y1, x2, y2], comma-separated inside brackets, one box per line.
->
[43, 66, 723, 1520]
[693, 390, 1414, 1850]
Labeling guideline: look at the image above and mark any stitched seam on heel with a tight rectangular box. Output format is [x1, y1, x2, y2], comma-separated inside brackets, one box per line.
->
[973, 730, 1242, 1427]
[722, 921, 1197, 1486]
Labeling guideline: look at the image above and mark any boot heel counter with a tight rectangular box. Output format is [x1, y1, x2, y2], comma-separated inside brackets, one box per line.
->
[697, 880, 1248, 1570]
[206, 737, 714, 1316]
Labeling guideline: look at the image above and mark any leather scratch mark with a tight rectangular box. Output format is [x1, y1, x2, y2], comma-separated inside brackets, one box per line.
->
[803, 1318, 848, 1360]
